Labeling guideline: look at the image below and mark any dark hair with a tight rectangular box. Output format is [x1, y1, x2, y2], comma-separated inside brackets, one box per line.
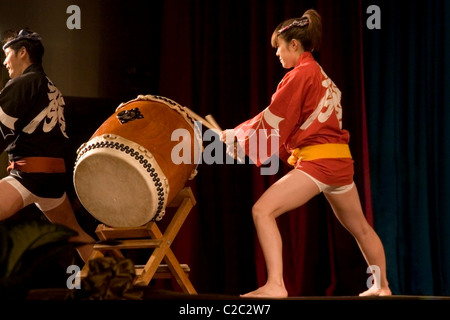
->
[2, 28, 44, 65]
[271, 9, 322, 52]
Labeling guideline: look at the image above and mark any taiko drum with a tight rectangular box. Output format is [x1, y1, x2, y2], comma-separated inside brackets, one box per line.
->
[73, 95, 201, 227]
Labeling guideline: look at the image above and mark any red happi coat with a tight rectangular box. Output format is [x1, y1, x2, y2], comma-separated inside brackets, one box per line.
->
[233, 52, 354, 185]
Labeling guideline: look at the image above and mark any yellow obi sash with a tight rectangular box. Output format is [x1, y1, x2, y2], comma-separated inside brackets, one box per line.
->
[287, 143, 352, 167]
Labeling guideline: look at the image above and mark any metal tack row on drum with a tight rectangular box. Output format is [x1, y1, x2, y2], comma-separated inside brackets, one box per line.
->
[73, 95, 203, 228]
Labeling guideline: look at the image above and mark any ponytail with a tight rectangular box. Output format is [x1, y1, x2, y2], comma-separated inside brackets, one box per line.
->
[271, 8, 322, 52]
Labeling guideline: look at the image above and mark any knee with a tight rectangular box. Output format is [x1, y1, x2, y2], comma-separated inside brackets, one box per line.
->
[252, 202, 272, 222]
[348, 221, 374, 240]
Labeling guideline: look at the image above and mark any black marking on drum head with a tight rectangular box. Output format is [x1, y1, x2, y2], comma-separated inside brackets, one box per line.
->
[117, 107, 144, 124]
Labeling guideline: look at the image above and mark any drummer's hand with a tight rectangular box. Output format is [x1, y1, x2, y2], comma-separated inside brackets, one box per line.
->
[220, 129, 244, 162]
[219, 130, 226, 142]
[219, 129, 234, 143]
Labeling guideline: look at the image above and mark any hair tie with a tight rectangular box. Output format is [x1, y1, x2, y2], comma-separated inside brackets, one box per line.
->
[2, 29, 42, 50]
[277, 16, 309, 35]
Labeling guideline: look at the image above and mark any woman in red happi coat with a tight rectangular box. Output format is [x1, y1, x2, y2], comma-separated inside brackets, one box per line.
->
[221, 9, 392, 298]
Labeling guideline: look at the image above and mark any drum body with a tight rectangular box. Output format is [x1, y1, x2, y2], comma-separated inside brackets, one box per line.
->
[73, 95, 200, 227]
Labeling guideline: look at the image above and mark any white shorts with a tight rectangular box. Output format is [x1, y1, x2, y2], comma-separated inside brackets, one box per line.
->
[3, 175, 66, 211]
[299, 170, 355, 195]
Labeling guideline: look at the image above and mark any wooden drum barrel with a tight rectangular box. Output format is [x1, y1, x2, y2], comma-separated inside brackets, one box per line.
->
[73, 95, 201, 227]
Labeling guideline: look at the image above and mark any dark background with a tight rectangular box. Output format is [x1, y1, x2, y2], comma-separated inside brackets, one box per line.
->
[1, 0, 449, 297]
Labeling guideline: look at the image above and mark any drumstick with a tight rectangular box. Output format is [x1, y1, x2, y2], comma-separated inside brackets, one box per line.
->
[205, 114, 222, 131]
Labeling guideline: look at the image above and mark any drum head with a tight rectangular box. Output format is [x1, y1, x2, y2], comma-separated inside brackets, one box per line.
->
[73, 137, 167, 227]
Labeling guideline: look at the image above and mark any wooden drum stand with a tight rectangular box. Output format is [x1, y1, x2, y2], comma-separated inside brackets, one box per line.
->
[80, 187, 197, 294]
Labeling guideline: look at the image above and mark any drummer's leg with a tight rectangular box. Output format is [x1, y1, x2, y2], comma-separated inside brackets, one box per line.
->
[0, 178, 25, 220]
[1, 175, 94, 262]
[43, 195, 95, 263]
[241, 169, 321, 298]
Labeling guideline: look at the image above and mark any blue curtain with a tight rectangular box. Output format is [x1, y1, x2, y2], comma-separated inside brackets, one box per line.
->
[362, 0, 450, 295]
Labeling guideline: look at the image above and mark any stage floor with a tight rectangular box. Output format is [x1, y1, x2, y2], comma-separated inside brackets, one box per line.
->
[24, 288, 450, 319]
[26, 287, 450, 300]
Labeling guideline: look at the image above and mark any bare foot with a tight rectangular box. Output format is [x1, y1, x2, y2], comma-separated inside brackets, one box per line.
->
[240, 284, 288, 299]
[359, 285, 392, 297]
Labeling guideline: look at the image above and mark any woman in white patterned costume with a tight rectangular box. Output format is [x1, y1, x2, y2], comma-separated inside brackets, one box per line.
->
[221, 9, 391, 298]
